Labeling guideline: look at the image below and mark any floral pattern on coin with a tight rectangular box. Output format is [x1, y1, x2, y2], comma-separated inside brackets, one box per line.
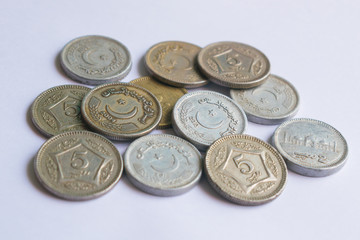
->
[145, 41, 208, 88]
[31, 85, 90, 137]
[205, 134, 287, 205]
[273, 118, 348, 177]
[34, 131, 123, 200]
[60, 35, 132, 85]
[124, 134, 202, 196]
[230, 75, 299, 124]
[198, 42, 270, 88]
[82, 83, 161, 140]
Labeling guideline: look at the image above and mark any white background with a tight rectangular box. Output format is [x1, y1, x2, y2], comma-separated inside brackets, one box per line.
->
[1, 0, 359, 239]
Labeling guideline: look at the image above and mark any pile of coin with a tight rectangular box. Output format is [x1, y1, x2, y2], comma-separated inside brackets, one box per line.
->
[30, 35, 348, 205]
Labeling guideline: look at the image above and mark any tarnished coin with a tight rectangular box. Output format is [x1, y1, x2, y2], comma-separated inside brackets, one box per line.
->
[124, 134, 202, 196]
[145, 41, 208, 88]
[230, 75, 299, 125]
[31, 85, 90, 137]
[34, 131, 123, 200]
[81, 83, 162, 140]
[172, 91, 247, 151]
[197, 41, 270, 89]
[205, 134, 287, 205]
[60, 35, 132, 85]
[130, 76, 187, 129]
[273, 118, 348, 177]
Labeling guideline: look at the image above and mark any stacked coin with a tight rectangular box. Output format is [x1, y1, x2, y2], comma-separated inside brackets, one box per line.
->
[29, 35, 348, 205]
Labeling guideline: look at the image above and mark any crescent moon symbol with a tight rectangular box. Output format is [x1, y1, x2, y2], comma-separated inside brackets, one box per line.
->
[82, 49, 97, 65]
[196, 111, 224, 129]
[105, 105, 138, 119]
[150, 155, 179, 173]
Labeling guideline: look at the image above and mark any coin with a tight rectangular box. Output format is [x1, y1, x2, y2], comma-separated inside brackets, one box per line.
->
[124, 134, 202, 196]
[145, 41, 208, 88]
[272, 118, 348, 177]
[172, 91, 247, 151]
[197, 41, 270, 89]
[60, 35, 132, 85]
[230, 75, 299, 125]
[81, 83, 162, 140]
[34, 131, 123, 200]
[31, 85, 90, 137]
[130, 76, 187, 129]
[205, 134, 287, 205]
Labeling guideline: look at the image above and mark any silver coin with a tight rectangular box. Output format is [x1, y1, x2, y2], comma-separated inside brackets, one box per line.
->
[197, 41, 270, 89]
[124, 134, 202, 196]
[272, 118, 348, 177]
[34, 131, 123, 200]
[230, 75, 300, 125]
[172, 91, 247, 151]
[60, 35, 132, 85]
[205, 134, 287, 205]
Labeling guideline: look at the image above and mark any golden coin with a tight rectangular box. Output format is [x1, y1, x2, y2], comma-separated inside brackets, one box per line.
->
[31, 85, 90, 137]
[81, 83, 162, 140]
[145, 41, 208, 88]
[130, 76, 187, 129]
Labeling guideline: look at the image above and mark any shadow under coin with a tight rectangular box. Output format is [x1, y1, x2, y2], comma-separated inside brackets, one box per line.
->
[26, 103, 46, 139]
[27, 156, 54, 198]
[137, 54, 149, 77]
[54, 51, 69, 79]
[200, 82, 231, 97]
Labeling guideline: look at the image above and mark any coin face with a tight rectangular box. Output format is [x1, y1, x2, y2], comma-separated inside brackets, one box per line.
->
[60, 35, 132, 85]
[34, 131, 123, 200]
[124, 134, 202, 196]
[172, 91, 247, 151]
[230, 75, 299, 125]
[81, 83, 162, 140]
[205, 134, 287, 205]
[273, 118, 348, 177]
[31, 85, 90, 137]
[130, 76, 187, 129]
[145, 41, 208, 88]
[197, 41, 270, 89]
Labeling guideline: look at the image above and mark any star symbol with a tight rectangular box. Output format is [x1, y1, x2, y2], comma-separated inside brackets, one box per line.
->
[117, 99, 126, 105]
[208, 109, 216, 116]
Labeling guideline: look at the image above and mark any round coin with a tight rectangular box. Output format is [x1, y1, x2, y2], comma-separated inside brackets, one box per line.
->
[60, 35, 132, 85]
[145, 41, 208, 88]
[31, 85, 91, 137]
[34, 131, 123, 200]
[197, 41, 270, 89]
[205, 134, 287, 205]
[230, 74, 299, 125]
[130, 76, 187, 129]
[172, 91, 247, 151]
[81, 83, 162, 140]
[124, 134, 202, 196]
[272, 118, 348, 177]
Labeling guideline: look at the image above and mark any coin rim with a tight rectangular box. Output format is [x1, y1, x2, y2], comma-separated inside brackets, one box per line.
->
[81, 82, 162, 141]
[197, 41, 271, 89]
[130, 76, 187, 129]
[31, 85, 91, 137]
[144, 41, 208, 88]
[172, 90, 248, 151]
[34, 130, 123, 200]
[205, 134, 287, 205]
[124, 134, 202, 196]
[272, 118, 348, 177]
[60, 35, 132, 85]
[230, 74, 300, 125]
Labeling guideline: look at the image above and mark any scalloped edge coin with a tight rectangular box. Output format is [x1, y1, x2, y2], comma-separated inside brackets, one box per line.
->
[197, 41, 270, 89]
[34, 131, 123, 200]
[205, 134, 287, 205]
[31, 85, 91, 137]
